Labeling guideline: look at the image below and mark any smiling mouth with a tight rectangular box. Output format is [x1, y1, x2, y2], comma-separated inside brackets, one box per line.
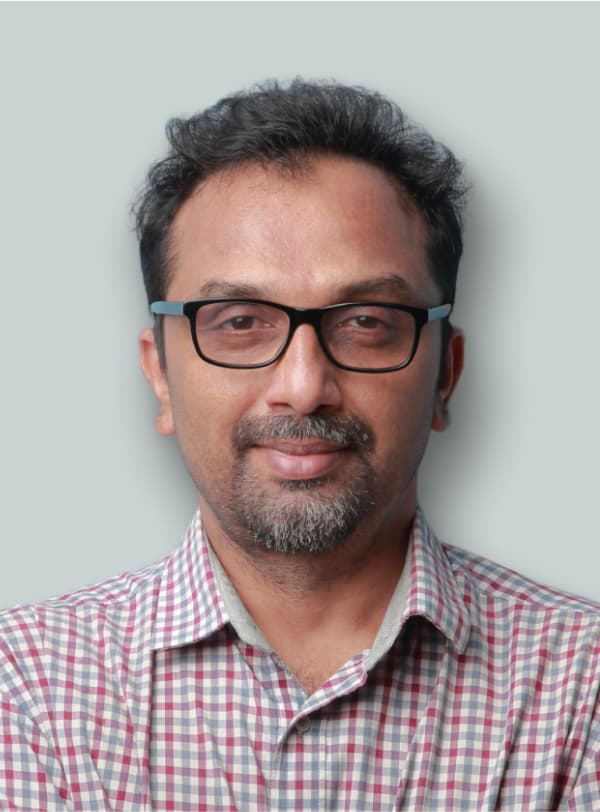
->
[251, 441, 350, 480]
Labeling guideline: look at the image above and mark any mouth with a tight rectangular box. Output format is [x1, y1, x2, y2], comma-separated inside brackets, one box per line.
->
[251, 440, 350, 480]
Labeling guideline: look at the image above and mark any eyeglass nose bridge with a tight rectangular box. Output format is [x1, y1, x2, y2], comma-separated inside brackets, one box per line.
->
[275, 305, 338, 367]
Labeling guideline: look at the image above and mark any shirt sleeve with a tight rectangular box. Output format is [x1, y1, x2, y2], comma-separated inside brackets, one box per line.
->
[0, 695, 70, 811]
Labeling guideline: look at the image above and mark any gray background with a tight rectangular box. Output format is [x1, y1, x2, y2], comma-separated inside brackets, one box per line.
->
[1, 2, 599, 607]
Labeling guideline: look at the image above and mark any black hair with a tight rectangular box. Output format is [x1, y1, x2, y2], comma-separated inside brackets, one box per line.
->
[134, 79, 468, 357]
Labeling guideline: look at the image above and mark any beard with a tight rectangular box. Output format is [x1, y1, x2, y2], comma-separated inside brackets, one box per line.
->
[227, 414, 376, 554]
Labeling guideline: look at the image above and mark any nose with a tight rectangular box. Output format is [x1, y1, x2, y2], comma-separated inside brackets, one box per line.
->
[264, 323, 343, 415]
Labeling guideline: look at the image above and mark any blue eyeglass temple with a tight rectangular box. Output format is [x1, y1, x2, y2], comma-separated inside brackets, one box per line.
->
[150, 301, 452, 321]
[425, 304, 452, 322]
[151, 302, 186, 315]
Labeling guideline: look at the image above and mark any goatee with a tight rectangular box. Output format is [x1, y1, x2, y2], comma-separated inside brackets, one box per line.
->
[229, 414, 376, 554]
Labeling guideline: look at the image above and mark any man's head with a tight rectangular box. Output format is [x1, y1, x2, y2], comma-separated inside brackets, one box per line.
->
[135, 79, 467, 362]
[137, 80, 467, 558]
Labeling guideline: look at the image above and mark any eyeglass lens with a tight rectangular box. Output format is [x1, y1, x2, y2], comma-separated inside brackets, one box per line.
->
[194, 301, 417, 370]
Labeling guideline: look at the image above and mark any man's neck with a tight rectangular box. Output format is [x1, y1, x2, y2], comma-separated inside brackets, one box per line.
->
[200, 500, 415, 694]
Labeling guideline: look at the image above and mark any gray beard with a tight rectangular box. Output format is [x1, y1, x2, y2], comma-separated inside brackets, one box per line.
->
[229, 414, 376, 554]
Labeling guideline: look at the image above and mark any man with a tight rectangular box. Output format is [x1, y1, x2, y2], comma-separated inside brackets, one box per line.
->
[1, 80, 599, 811]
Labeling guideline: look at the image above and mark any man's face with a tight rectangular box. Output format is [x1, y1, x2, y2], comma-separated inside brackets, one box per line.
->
[140, 156, 462, 556]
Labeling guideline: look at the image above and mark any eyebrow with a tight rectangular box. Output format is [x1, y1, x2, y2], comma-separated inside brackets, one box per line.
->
[190, 274, 416, 302]
[194, 280, 265, 298]
[335, 275, 416, 300]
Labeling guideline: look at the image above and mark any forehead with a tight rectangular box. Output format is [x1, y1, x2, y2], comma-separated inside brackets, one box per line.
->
[167, 156, 436, 304]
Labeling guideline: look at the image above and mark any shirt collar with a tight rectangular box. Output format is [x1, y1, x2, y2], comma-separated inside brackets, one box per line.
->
[151, 506, 471, 654]
[404, 507, 471, 653]
[151, 511, 228, 650]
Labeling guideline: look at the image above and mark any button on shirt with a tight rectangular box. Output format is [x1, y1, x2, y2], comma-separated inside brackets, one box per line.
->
[1, 510, 600, 810]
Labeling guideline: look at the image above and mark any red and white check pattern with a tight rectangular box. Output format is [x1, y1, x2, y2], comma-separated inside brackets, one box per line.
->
[1, 509, 600, 810]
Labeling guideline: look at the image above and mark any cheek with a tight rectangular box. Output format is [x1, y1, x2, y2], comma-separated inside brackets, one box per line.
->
[367, 364, 439, 458]
[168, 366, 260, 463]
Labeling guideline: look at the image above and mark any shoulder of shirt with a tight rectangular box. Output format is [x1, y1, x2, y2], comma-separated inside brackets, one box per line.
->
[441, 539, 600, 618]
[0, 551, 174, 713]
[0, 550, 170, 645]
[0, 553, 175, 736]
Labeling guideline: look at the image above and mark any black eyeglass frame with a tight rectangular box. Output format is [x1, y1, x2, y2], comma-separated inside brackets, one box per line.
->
[150, 298, 452, 373]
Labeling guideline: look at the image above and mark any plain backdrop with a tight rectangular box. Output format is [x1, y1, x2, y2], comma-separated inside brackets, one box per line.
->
[1, 2, 599, 607]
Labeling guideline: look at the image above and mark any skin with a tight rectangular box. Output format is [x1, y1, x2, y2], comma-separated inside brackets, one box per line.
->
[140, 156, 464, 693]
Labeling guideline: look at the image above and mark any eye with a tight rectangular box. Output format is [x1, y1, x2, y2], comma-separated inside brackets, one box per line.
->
[199, 303, 281, 333]
[221, 314, 264, 331]
[325, 305, 412, 350]
[335, 310, 394, 332]
[346, 314, 387, 329]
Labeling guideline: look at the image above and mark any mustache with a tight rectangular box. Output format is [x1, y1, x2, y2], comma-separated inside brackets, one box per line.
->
[234, 414, 373, 453]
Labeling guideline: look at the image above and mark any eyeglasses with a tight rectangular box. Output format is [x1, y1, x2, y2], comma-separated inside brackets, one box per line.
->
[150, 298, 452, 373]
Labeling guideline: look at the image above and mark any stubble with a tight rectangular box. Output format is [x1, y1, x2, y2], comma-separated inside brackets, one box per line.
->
[228, 414, 376, 554]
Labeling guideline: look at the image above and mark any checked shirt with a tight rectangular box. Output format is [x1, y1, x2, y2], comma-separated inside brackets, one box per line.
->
[1, 509, 600, 810]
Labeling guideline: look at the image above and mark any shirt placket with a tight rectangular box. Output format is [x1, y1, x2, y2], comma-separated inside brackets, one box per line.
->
[265, 653, 369, 811]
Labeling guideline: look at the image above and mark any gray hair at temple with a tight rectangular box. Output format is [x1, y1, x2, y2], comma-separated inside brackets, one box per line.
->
[133, 79, 469, 360]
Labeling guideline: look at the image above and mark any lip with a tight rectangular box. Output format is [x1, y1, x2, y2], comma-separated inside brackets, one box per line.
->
[252, 441, 349, 480]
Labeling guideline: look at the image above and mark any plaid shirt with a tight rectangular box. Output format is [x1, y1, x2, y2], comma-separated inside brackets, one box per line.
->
[1, 509, 600, 811]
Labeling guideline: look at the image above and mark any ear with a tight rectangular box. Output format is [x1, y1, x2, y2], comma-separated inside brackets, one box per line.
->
[139, 327, 176, 436]
[431, 327, 464, 433]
